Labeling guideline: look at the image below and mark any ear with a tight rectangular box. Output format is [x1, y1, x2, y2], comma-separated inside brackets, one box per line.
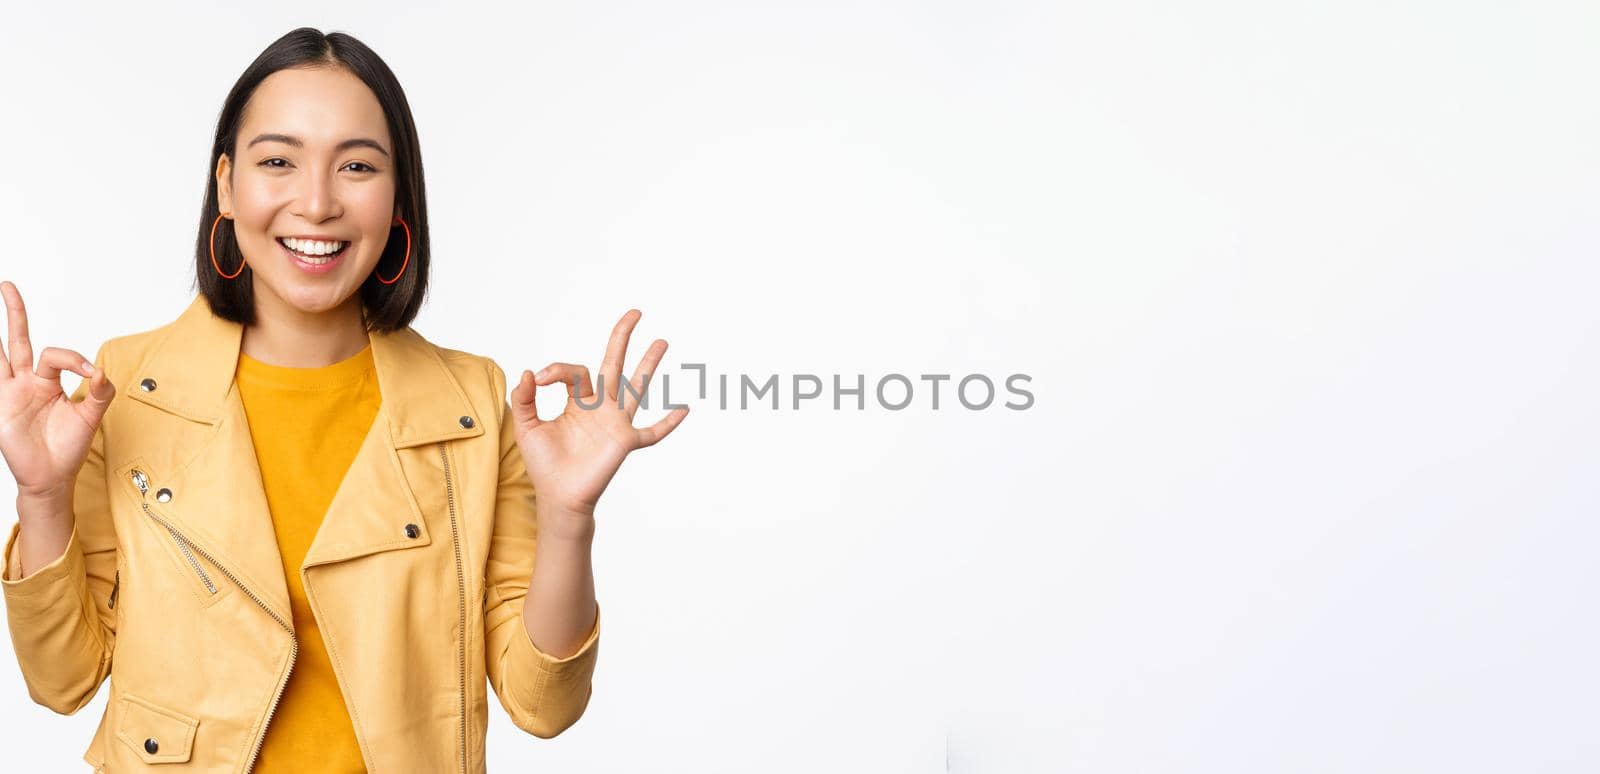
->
[215, 153, 234, 215]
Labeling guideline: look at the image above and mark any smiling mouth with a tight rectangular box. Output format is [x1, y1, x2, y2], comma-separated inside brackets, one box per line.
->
[276, 237, 351, 265]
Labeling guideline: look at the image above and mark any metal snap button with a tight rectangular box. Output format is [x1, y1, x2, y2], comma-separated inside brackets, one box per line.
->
[156, 488, 173, 503]
[140, 378, 157, 392]
[459, 415, 475, 428]
[404, 523, 420, 539]
[144, 737, 159, 754]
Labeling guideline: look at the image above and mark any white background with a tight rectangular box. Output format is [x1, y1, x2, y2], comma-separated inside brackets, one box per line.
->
[2, 1, 1597, 771]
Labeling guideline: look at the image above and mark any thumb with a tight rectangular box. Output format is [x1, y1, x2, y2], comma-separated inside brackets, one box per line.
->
[508, 369, 542, 431]
[72, 365, 115, 429]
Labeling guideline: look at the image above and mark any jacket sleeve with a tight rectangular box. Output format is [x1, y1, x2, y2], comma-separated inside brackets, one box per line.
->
[481, 360, 601, 739]
[1, 343, 118, 715]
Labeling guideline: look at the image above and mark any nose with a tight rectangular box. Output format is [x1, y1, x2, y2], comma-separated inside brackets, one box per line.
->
[294, 165, 341, 223]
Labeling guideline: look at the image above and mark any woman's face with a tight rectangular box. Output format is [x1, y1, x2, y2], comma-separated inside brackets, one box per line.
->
[216, 65, 398, 317]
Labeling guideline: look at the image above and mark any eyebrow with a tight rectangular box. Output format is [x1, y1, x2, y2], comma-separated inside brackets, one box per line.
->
[246, 132, 391, 158]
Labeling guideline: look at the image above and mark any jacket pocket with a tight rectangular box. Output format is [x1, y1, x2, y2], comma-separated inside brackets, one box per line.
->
[139, 512, 230, 608]
[118, 459, 231, 608]
[115, 693, 198, 764]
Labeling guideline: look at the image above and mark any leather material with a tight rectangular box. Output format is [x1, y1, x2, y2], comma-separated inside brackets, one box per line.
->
[2, 294, 601, 772]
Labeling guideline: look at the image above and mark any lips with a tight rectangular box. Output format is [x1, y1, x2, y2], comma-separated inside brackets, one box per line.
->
[275, 237, 349, 273]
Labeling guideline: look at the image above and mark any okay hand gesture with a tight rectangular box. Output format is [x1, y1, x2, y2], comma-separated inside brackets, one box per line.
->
[0, 281, 117, 503]
[508, 309, 688, 533]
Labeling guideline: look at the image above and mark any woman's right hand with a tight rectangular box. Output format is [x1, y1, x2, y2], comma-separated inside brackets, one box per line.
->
[0, 280, 116, 504]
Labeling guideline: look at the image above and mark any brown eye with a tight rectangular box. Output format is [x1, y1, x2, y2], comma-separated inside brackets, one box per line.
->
[344, 161, 377, 173]
[259, 158, 289, 168]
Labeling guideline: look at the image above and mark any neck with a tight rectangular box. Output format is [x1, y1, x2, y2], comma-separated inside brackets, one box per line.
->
[241, 286, 370, 368]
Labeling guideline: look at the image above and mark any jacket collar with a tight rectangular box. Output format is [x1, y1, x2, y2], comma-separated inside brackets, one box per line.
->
[118, 294, 486, 621]
[128, 294, 483, 448]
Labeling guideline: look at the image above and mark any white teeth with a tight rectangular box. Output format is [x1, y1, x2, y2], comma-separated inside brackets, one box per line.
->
[279, 237, 348, 265]
[280, 237, 347, 256]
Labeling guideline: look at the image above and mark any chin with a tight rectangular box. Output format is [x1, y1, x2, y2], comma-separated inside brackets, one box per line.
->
[262, 280, 358, 315]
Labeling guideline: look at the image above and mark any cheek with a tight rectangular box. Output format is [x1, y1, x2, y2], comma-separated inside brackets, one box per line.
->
[349, 186, 393, 218]
[348, 188, 397, 249]
[230, 177, 289, 235]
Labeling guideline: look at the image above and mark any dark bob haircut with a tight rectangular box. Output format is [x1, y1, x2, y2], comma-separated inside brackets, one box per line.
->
[192, 27, 429, 332]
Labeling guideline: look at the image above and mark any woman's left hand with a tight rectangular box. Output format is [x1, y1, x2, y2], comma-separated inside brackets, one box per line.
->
[509, 309, 689, 538]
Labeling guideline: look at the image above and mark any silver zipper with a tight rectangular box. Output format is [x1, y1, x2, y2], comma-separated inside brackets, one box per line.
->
[131, 470, 216, 594]
[438, 442, 469, 774]
[129, 468, 297, 774]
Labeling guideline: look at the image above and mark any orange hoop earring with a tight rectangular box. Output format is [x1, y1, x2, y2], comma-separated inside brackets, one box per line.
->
[210, 212, 245, 279]
[377, 216, 411, 285]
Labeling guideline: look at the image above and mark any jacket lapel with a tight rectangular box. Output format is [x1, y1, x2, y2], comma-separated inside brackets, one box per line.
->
[123, 294, 485, 618]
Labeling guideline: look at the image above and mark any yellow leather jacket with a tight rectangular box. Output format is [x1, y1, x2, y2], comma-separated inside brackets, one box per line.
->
[1, 294, 601, 772]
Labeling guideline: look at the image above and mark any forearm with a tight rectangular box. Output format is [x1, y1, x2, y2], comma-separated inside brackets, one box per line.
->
[11, 491, 75, 581]
[521, 505, 598, 659]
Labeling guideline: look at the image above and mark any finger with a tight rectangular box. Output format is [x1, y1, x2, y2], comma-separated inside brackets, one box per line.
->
[36, 348, 114, 429]
[622, 338, 668, 418]
[2, 280, 33, 378]
[599, 309, 641, 405]
[634, 405, 689, 449]
[65, 354, 115, 428]
[508, 368, 543, 432]
[535, 362, 593, 400]
[34, 346, 92, 386]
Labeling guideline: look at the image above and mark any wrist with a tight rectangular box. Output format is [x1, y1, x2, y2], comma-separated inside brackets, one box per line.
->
[536, 503, 597, 543]
[16, 488, 74, 522]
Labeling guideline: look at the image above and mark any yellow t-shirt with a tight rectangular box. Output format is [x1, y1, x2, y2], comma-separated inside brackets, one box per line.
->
[235, 340, 380, 773]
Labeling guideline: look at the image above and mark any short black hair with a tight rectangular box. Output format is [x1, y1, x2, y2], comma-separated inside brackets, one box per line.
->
[192, 27, 429, 332]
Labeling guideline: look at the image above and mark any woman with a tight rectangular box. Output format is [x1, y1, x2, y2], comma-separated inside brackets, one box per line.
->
[0, 28, 686, 772]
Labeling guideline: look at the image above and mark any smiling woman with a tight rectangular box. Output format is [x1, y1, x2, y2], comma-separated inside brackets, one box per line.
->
[0, 24, 687, 774]
[198, 31, 430, 333]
